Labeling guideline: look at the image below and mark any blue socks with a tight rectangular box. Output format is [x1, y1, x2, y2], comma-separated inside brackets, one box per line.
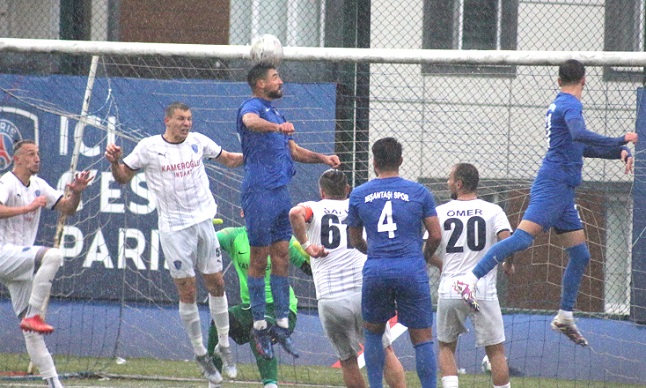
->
[414, 340, 437, 388]
[473, 229, 534, 278]
[270, 274, 290, 321]
[364, 329, 386, 388]
[561, 243, 590, 311]
[248, 276, 266, 322]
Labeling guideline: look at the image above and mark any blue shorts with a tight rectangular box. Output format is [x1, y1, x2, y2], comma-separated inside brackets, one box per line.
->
[362, 257, 433, 329]
[523, 176, 583, 233]
[242, 186, 292, 247]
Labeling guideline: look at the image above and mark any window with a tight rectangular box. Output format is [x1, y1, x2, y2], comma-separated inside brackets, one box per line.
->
[422, 0, 518, 76]
[604, 0, 644, 81]
[230, 0, 325, 47]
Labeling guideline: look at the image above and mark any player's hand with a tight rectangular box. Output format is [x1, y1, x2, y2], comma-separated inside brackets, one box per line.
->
[621, 149, 634, 174]
[502, 261, 515, 276]
[277, 122, 295, 135]
[305, 244, 328, 258]
[325, 155, 341, 168]
[29, 195, 48, 211]
[104, 144, 123, 164]
[625, 132, 638, 144]
[67, 171, 94, 194]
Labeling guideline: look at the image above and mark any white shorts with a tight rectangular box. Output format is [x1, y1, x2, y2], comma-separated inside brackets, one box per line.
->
[159, 219, 223, 279]
[436, 298, 505, 347]
[0, 243, 42, 316]
[318, 290, 392, 361]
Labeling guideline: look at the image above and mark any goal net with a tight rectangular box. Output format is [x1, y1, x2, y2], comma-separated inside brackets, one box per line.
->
[0, 39, 645, 387]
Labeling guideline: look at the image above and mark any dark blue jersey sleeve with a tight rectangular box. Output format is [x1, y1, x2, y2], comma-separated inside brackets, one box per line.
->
[567, 117, 626, 147]
[583, 144, 631, 160]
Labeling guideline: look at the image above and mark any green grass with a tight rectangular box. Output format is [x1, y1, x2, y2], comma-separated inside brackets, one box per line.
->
[1, 354, 644, 387]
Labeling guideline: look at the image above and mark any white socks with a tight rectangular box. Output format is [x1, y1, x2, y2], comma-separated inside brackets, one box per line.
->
[28, 249, 63, 316]
[209, 294, 230, 347]
[254, 320, 268, 330]
[23, 331, 58, 380]
[441, 375, 459, 388]
[494, 383, 511, 388]
[557, 309, 574, 321]
[179, 302, 207, 356]
[276, 317, 288, 329]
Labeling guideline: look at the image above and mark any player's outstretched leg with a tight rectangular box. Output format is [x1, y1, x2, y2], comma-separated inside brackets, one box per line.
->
[20, 248, 63, 334]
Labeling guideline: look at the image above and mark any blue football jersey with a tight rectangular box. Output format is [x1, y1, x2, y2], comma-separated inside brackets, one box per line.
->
[237, 97, 295, 193]
[347, 176, 437, 259]
[541, 92, 624, 186]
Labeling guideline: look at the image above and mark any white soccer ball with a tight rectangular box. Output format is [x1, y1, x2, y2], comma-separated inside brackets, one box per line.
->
[481, 355, 492, 374]
[250, 34, 284, 67]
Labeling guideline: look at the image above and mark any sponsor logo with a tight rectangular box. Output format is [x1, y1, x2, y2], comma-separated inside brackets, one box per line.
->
[0, 118, 23, 172]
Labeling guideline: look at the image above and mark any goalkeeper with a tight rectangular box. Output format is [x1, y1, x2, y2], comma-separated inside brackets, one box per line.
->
[208, 218, 312, 388]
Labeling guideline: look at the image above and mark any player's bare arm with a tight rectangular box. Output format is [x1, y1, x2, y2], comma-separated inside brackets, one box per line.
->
[0, 196, 47, 219]
[348, 226, 367, 255]
[422, 216, 442, 264]
[288, 204, 328, 258]
[54, 171, 94, 215]
[242, 112, 295, 135]
[104, 144, 136, 184]
[215, 150, 244, 168]
[288, 140, 341, 167]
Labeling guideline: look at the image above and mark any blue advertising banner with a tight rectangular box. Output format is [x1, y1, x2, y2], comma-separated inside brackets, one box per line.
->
[0, 74, 336, 304]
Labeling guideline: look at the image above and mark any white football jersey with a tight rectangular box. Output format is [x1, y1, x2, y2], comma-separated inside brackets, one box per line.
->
[123, 132, 221, 232]
[302, 199, 365, 300]
[0, 172, 62, 246]
[436, 198, 512, 301]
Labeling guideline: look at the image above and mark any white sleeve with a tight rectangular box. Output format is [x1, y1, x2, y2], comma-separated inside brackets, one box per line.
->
[0, 179, 9, 204]
[122, 140, 148, 170]
[36, 177, 64, 209]
[197, 133, 223, 159]
[492, 206, 513, 235]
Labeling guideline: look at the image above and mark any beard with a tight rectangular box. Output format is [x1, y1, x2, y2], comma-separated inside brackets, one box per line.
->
[267, 89, 283, 99]
[450, 192, 457, 200]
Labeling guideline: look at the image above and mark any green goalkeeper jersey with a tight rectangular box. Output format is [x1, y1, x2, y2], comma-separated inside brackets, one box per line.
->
[216, 226, 309, 314]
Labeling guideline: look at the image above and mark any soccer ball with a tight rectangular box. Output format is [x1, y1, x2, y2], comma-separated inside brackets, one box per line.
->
[250, 34, 284, 67]
[481, 355, 492, 374]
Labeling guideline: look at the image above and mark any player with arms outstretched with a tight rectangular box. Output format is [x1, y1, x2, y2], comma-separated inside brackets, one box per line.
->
[453, 59, 638, 346]
[1, 140, 93, 388]
[432, 164, 512, 388]
[237, 64, 340, 359]
[346, 137, 442, 388]
[290, 169, 406, 388]
[105, 102, 243, 385]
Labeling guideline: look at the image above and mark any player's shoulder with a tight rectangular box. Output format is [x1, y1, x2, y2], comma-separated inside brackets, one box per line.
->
[239, 97, 265, 112]
[138, 134, 164, 148]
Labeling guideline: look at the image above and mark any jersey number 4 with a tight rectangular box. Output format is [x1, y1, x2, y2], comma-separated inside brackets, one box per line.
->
[444, 216, 485, 253]
[377, 200, 397, 238]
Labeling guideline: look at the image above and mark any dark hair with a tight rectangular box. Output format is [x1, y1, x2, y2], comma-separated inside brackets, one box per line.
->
[247, 64, 275, 88]
[165, 102, 190, 118]
[559, 59, 585, 86]
[453, 163, 479, 193]
[13, 139, 36, 154]
[319, 169, 348, 199]
[372, 137, 402, 172]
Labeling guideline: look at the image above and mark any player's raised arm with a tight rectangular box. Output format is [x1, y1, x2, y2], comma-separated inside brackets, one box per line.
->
[104, 144, 136, 184]
[54, 171, 94, 215]
[288, 140, 341, 167]
[289, 203, 328, 258]
[242, 112, 295, 135]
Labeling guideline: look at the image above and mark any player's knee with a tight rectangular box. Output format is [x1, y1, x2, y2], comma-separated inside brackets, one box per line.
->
[41, 248, 63, 269]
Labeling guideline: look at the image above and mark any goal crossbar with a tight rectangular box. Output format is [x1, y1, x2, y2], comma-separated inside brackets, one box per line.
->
[2, 38, 646, 66]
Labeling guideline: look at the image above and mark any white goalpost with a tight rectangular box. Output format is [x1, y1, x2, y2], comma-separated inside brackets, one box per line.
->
[0, 38, 645, 387]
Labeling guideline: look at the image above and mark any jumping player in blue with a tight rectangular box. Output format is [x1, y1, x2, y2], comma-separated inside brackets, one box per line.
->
[453, 59, 638, 346]
[347, 137, 442, 388]
[237, 64, 340, 360]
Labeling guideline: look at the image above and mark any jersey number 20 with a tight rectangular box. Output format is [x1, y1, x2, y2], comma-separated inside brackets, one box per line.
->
[444, 216, 485, 253]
